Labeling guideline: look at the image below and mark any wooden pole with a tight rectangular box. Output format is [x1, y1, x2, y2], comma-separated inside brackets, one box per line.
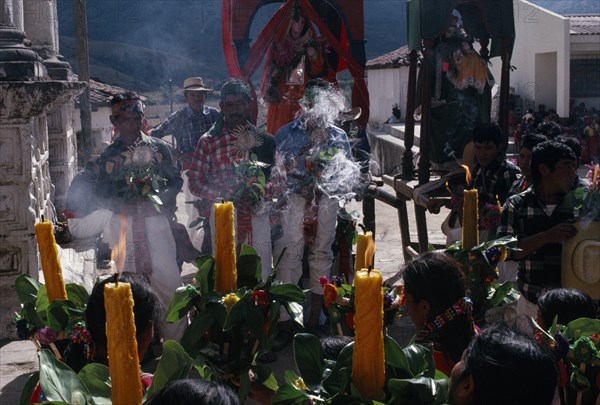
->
[72, 0, 92, 166]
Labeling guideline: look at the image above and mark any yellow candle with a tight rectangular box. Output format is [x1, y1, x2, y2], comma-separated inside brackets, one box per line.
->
[462, 189, 479, 249]
[104, 282, 143, 405]
[354, 231, 375, 272]
[214, 201, 237, 293]
[34, 220, 67, 302]
[352, 269, 385, 400]
[496, 194, 502, 213]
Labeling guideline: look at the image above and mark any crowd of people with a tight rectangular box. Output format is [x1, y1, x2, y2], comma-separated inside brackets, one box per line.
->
[50, 53, 599, 402]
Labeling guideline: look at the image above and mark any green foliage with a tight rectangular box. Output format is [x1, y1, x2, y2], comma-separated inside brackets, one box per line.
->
[274, 331, 448, 404]
[165, 244, 306, 401]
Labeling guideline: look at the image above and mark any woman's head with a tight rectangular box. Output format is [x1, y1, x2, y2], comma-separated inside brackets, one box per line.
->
[402, 251, 467, 329]
[85, 272, 163, 362]
[537, 288, 597, 330]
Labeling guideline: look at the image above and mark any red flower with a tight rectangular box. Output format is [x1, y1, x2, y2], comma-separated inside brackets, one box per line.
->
[323, 283, 338, 307]
[250, 290, 270, 309]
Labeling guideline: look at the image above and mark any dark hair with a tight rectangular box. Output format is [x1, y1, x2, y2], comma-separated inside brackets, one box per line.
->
[320, 335, 353, 361]
[531, 141, 576, 183]
[110, 91, 141, 105]
[521, 133, 547, 151]
[220, 79, 251, 102]
[473, 123, 504, 146]
[145, 379, 239, 405]
[402, 251, 473, 363]
[537, 288, 597, 329]
[64, 273, 163, 372]
[555, 135, 582, 160]
[460, 324, 557, 405]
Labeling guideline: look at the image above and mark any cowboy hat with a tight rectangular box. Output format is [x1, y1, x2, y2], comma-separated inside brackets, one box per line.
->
[176, 77, 212, 96]
[562, 221, 600, 300]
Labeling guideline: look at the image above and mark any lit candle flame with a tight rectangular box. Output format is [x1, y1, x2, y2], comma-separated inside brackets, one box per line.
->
[460, 164, 471, 187]
[111, 214, 128, 277]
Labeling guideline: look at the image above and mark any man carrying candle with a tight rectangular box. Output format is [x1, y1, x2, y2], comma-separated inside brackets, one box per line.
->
[187, 79, 278, 281]
[497, 141, 582, 335]
[271, 79, 356, 346]
[94, 92, 186, 340]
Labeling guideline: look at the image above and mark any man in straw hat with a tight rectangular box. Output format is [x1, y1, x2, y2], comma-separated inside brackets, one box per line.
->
[151, 77, 220, 251]
[497, 140, 584, 335]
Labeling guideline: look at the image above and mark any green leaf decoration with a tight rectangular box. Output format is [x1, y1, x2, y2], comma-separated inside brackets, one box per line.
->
[489, 281, 515, 307]
[384, 333, 411, 377]
[194, 255, 216, 296]
[38, 349, 93, 404]
[22, 301, 45, 328]
[223, 295, 251, 331]
[46, 300, 74, 332]
[253, 364, 279, 392]
[272, 382, 310, 405]
[166, 285, 198, 323]
[78, 363, 111, 404]
[293, 333, 325, 388]
[36, 285, 50, 322]
[236, 245, 261, 289]
[387, 376, 448, 404]
[145, 340, 193, 399]
[403, 343, 435, 378]
[564, 318, 600, 340]
[19, 372, 39, 405]
[180, 310, 215, 357]
[323, 342, 353, 394]
[65, 284, 89, 309]
[269, 284, 305, 303]
[15, 274, 41, 306]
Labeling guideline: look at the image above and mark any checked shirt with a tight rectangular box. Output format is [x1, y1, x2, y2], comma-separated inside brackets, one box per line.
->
[151, 105, 219, 154]
[473, 155, 520, 207]
[497, 185, 580, 303]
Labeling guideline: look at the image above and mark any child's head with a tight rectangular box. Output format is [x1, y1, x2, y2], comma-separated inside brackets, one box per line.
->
[320, 335, 353, 360]
[537, 288, 597, 330]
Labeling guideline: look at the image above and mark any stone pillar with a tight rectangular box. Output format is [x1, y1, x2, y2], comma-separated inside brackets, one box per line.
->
[0, 0, 46, 80]
[0, 81, 86, 340]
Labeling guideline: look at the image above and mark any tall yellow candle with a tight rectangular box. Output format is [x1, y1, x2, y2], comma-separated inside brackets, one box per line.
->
[352, 269, 385, 400]
[34, 220, 67, 302]
[214, 201, 237, 293]
[104, 282, 143, 405]
[462, 189, 479, 250]
[354, 231, 375, 272]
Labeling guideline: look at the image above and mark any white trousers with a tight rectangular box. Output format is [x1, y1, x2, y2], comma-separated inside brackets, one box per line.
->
[273, 194, 338, 294]
[103, 214, 187, 341]
[182, 170, 205, 251]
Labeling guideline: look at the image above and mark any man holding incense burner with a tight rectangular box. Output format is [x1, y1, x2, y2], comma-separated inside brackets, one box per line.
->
[187, 79, 278, 281]
[95, 92, 186, 340]
[272, 79, 357, 339]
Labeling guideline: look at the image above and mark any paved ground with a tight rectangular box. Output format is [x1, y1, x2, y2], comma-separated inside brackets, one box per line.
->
[0, 179, 450, 404]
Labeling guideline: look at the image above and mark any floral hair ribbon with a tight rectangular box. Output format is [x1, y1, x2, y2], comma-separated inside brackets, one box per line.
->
[417, 296, 474, 342]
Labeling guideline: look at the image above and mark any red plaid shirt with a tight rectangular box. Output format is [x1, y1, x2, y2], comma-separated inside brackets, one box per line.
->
[187, 128, 240, 209]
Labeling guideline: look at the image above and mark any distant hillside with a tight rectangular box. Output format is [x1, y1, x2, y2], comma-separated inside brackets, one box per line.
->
[55, 0, 598, 92]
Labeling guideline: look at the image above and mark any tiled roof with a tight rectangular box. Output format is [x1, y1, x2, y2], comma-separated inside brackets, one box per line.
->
[76, 78, 145, 109]
[366, 45, 419, 70]
[567, 14, 600, 35]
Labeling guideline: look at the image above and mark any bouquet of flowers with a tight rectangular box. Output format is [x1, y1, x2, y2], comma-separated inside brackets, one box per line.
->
[566, 163, 600, 225]
[14, 274, 89, 360]
[533, 317, 600, 405]
[165, 245, 305, 401]
[319, 275, 404, 336]
[447, 236, 520, 320]
[120, 165, 166, 210]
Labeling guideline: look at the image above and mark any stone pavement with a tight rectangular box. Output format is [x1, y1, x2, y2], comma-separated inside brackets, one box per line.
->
[0, 180, 448, 404]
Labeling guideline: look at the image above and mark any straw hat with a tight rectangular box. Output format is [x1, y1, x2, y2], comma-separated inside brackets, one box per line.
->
[562, 221, 600, 300]
[176, 77, 212, 96]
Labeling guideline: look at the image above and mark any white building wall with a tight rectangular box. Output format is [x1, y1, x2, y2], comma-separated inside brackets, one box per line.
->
[367, 66, 409, 128]
[489, 0, 570, 116]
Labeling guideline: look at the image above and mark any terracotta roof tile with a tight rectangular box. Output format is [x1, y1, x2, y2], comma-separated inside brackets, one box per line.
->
[76, 79, 145, 109]
[366, 45, 420, 70]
